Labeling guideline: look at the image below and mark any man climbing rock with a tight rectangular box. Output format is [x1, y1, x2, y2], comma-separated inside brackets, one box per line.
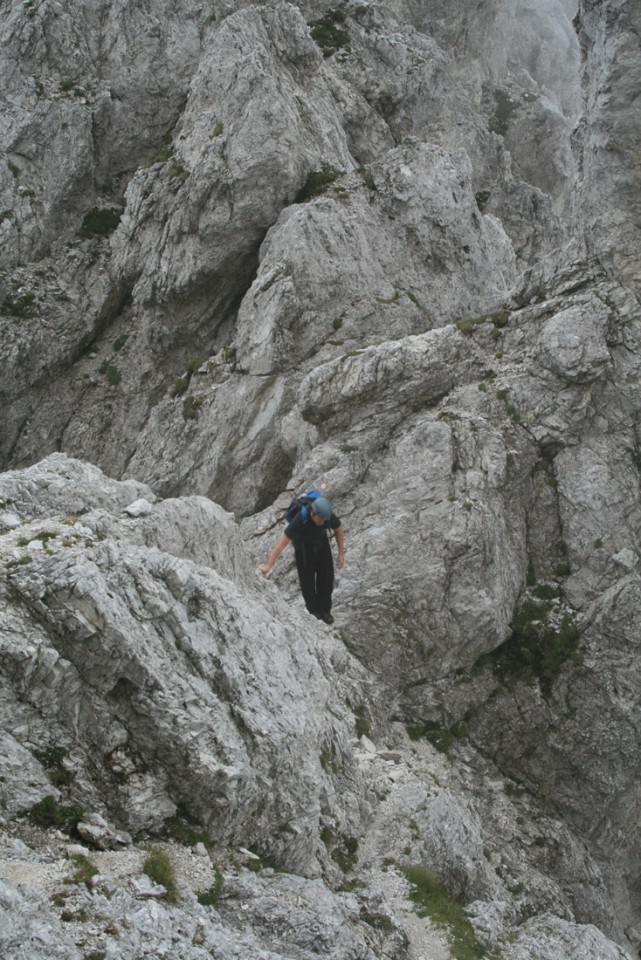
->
[259, 495, 344, 624]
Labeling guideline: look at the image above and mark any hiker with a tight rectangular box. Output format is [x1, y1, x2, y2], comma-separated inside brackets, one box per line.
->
[259, 495, 344, 624]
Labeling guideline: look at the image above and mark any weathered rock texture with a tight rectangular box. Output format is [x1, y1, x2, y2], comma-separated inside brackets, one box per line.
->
[2, 0, 641, 957]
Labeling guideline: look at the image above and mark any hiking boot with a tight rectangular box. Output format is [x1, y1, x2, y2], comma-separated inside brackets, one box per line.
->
[319, 613, 334, 625]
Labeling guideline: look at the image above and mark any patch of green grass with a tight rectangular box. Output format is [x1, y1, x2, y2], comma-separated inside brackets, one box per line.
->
[491, 310, 511, 328]
[35, 746, 75, 786]
[100, 363, 121, 386]
[295, 162, 343, 203]
[626, 446, 641, 470]
[143, 845, 177, 901]
[533, 583, 559, 601]
[154, 133, 174, 163]
[504, 782, 525, 799]
[457, 315, 488, 336]
[320, 745, 339, 773]
[170, 376, 190, 398]
[489, 89, 519, 136]
[403, 865, 492, 959]
[197, 866, 224, 906]
[163, 812, 212, 848]
[68, 854, 98, 888]
[361, 170, 376, 191]
[331, 835, 358, 873]
[354, 705, 370, 739]
[320, 826, 334, 847]
[244, 847, 280, 872]
[32, 530, 58, 544]
[79, 207, 123, 239]
[25, 795, 84, 831]
[474, 599, 580, 694]
[112, 333, 129, 351]
[309, 9, 351, 57]
[360, 909, 393, 932]
[457, 310, 510, 336]
[3, 290, 37, 318]
[168, 162, 190, 181]
[405, 720, 467, 757]
[188, 356, 207, 373]
[5, 554, 33, 568]
[182, 396, 204, 420]
[476, 189, 491, 212]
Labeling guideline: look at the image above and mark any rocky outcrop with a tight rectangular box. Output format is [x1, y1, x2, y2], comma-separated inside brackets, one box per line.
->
[577, 0, 641, 296]
[0, 454, 368, 874]
[2, 0, 641, 957]
[0, 454, 635, 959]
[0, 0, 568, 485]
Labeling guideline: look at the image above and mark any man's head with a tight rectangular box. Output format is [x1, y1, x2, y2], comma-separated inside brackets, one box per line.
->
[311, 496, 332, 524]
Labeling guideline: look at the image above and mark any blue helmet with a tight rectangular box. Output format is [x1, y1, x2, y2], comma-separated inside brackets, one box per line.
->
[312, 496, 332, 520]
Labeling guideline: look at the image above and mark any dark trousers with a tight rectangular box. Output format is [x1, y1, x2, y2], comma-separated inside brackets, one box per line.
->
[294, 540, 334, 616]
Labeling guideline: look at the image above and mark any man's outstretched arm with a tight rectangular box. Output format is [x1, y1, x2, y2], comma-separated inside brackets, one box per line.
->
[259, 533, 291, 576]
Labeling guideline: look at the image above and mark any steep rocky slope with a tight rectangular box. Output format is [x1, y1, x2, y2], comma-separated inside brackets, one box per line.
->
[1, 0, 641, 957]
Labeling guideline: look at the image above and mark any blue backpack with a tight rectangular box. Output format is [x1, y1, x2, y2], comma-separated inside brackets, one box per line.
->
[285, 489, 322, 525]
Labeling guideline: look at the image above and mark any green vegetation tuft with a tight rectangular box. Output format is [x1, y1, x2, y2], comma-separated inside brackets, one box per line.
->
[405, 720, 467, 756]
[457, 310, 510, 336]
[197, 866, 224, 906]
[360, 909, 394, 932]
[474, 597, 580, 695]
[182, 396, 204, 420]
[188, 356, 207, 374]
[69, 854, 98, 888]
[25, 795, 84, 830]
[489, 89, 519, 136]
[79, 207, 123, 239]
[170, 376, 190, 398]
[331, 835, 358, 873]
[403, 865, 494, 959]
[3, 290, 37, 318]
[361, 170, 376, 191]
[35, 746, 75, 786]
[295, 162, 342, 203]
[144, 845, 177, 901]
[475, 189, 491, 212]
[354, 705, 370, 739]
[533, 583, 559, 601]
[101, 363, 121, 386]
[163, 812, 212, 848]
[309, 8, 351, 57]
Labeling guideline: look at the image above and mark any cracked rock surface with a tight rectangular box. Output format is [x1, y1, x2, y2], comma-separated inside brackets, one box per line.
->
[2, 0, 641, 957]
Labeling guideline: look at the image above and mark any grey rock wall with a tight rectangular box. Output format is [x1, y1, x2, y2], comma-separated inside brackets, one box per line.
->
[2, 0, 641, 957]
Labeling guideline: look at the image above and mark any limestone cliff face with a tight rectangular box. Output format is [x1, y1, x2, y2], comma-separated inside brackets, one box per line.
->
[1, 1, 641, 958]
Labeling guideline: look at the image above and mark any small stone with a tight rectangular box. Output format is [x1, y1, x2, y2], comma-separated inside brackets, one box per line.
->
[124, 499, 154, 517]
